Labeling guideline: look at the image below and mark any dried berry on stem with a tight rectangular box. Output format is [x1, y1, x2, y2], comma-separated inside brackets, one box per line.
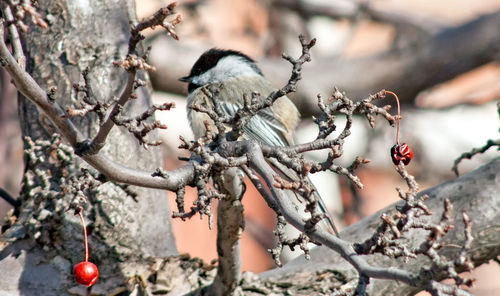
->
[385, 90, 414, 166]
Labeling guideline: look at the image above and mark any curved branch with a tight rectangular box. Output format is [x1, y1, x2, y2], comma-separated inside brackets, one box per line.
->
[0, 21, 195, 191]
[0, 22, 84, 146]
[244, 140, 421, 286]
[262, 157, 500, 295]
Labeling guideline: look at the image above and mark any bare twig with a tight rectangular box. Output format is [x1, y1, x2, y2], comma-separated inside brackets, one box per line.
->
[77, 72, 136, 155]
[245, 140, 420, 285]
[0, 187, 19, 208]
[268, 215, 312, 267]
[3, 0, 48, 33]
[231, 35, 316, 134]
[259, 88, 392, 191]
[129, 2, 179, 53]
[452, 138, 500, 176]
[112, 102, 175, 148]
[75, 4, 180, 155]
[67, 68, 110, 123]
[2, 4, 26, 68]
[352, 161, 474, 294]
[453, 101, 500, 176]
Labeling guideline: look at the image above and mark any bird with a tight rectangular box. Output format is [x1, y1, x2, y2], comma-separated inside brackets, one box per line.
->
[179, 48, 339, 236]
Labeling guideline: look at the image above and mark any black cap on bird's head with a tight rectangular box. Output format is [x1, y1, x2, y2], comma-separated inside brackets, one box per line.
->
[179, 48, 263, 93]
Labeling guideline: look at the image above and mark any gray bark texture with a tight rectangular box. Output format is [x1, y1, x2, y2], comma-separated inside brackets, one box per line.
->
[0, 0, 177, 295]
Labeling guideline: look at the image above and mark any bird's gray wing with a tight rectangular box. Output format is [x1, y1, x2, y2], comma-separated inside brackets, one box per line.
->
[214, 80, 291, 147]
[206, 80, 340, 236]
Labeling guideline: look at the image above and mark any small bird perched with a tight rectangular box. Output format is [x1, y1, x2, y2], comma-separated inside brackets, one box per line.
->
[179, 48, 339, 236]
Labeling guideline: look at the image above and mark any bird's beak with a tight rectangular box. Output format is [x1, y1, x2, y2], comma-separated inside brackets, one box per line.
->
[179, 76, 191, 83]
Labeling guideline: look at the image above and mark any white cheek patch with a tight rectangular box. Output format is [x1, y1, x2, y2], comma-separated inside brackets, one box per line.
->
[191, 55, 260, 86]
[191, 69, 214, 86]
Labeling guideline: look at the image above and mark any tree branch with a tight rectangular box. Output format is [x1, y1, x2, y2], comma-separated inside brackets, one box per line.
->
[2, 4, 26, 69]
[0, 8, 195, 192]
[149, 11, 500, 111]
[78, 2, 179, 154]
[208, 168, 245, 295]
[262, 157, 500, 295]
[245, 140, 420, 286]
[0, 22, 84, 146]
[82, 71, 136, 154]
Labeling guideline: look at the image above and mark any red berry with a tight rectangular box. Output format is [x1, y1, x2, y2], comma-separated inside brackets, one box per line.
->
[391, 143, 413, 165]
[74, 261, 99, 287]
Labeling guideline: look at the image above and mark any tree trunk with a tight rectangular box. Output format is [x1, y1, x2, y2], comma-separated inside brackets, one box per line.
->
[0, 0, 177, 294]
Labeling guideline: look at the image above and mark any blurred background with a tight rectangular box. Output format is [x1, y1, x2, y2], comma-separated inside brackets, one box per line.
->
[1, 0, 499, 294]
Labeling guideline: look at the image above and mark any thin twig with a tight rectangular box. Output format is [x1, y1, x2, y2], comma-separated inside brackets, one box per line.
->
[80, 72, 138, 155]
[75, 4, 180, 155]
[452, 138, 500, 176]
[3, 4, 26, 69]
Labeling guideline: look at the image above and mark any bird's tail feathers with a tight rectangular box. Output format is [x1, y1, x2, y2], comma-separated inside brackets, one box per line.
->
[268, 158, 341, 237]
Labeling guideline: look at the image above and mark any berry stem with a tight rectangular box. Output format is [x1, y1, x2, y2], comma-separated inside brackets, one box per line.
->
[78, 211, 89, 262]
[385, 90, 401, 144]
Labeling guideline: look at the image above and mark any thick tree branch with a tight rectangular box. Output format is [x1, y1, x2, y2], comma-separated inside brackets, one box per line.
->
[262, 157, 500, 295]
[273, 0, 444, 34]
[0, 22, 84, 146]
[245, 140, 421, 286]
[149, 11, 500, 112]
[208, 168, 245, 295]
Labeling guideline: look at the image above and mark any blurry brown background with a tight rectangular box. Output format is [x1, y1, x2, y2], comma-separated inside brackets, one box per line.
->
[1, 0, 500, 294]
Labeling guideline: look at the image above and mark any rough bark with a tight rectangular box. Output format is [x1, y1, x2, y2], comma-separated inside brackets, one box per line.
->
[0, 0, 176, 295]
